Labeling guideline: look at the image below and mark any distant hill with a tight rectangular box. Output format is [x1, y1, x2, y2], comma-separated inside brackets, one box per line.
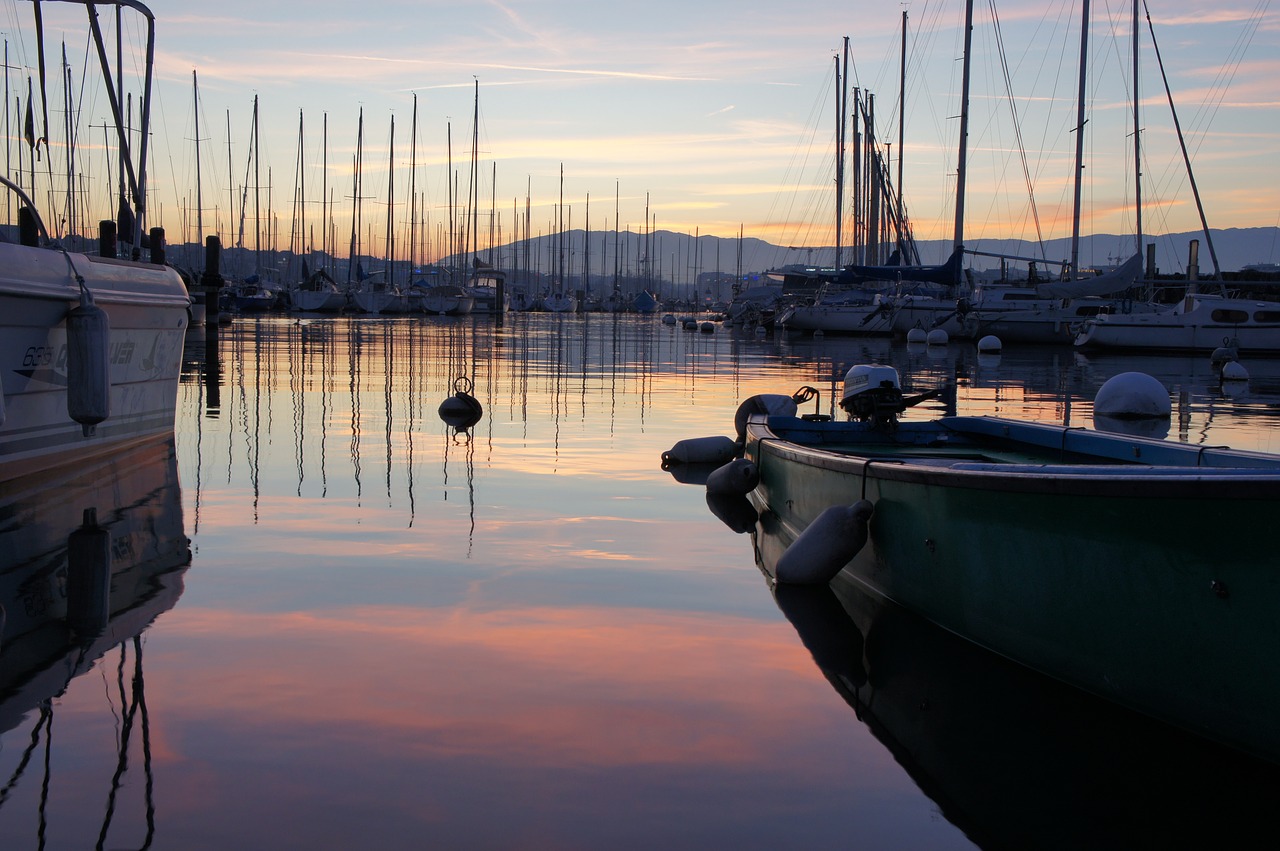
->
[11, 223, 1278, 289]
[445, 226, 1280, 282]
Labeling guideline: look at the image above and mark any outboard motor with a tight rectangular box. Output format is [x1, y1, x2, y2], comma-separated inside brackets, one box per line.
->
[839, 364, 943, 428]
[839, 364, 907, 426]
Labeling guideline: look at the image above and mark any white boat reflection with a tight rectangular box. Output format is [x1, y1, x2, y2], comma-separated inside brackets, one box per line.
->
[0, 435, 189, 844]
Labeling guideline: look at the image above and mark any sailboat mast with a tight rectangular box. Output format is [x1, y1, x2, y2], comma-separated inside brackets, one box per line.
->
[558, 163, 564, 285]
[409, 94, 417, 271]
[953, 0, 974, 250]
[469, 79, 479, 265]
[193, 69, 202, 267]
[348, 107, 363, 283]
[613, 180, 620, 288]
[386, 114, 395, 286]
[226, 109, 233, 250]
[323, 112, 328, 274]
[897, 11, 907, 255]
[835, 46, 845, 269]
[446, 121, 453, 267]
[1133, 0, 1143, 263]
[1143, 6, 1221, 281]
[252, 94, 261, 275]
[298, 109, 305, 272]
[1070, 0, 1090, 277]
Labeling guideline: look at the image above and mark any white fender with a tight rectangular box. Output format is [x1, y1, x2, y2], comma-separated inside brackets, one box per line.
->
[662, 435, 738, 466]
[775, 500, 874, 585]
[66, 289, 111, 436]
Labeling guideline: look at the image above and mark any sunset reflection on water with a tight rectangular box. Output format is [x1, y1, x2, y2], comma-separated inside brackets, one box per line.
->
[3, 313, 1279, 849]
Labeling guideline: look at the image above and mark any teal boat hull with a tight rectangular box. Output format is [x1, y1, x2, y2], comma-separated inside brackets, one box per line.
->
[745, 414, 1280, 763]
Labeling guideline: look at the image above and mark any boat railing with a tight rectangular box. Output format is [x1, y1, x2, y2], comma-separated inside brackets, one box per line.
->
[0, 176, 49, 244]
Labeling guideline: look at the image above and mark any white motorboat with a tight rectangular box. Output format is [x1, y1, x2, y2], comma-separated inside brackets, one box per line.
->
[1075, 291, 1280, 353]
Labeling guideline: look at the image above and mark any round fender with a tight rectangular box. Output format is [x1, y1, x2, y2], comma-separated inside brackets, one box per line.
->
[705, 458, 759, 496]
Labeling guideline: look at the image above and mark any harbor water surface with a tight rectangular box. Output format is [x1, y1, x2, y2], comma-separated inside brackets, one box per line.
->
[3, 312, 1280, 849]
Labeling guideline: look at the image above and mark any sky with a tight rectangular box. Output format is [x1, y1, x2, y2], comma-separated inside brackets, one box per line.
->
[3, 0, 1278, 268]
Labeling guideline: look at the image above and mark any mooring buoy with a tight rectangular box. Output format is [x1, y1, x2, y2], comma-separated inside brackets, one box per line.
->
[438, 376, 484, 429]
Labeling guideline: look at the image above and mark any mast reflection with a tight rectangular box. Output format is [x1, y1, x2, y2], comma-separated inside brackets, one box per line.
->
[0, 437, 190, 847]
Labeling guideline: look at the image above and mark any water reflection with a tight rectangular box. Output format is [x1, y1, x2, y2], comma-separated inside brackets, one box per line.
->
[161, 313, 1280, 847]
[0, 438, 190, 847]
[753, 543, 1280, 848]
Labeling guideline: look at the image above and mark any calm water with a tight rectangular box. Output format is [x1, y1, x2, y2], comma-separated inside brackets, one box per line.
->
[4, 312, 1280, 849]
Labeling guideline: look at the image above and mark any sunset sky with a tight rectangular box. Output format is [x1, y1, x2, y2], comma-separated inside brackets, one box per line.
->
[5, 0, 1277, 261]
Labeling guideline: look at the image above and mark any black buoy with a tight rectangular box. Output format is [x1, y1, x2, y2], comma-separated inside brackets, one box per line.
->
[439, 376, 484, 429]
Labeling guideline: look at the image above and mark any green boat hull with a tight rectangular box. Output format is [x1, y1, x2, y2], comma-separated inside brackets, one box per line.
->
[745, 415, 1280, 764]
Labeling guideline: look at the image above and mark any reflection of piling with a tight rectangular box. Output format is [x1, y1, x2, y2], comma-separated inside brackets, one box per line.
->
[495, 278, 506, 328]
[201, 236, 225, 324]
[204, 323, 222, 416]
[67, 508, 111, 641]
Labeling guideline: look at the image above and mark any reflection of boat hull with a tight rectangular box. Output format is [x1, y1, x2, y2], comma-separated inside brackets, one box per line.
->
[0, 246, 190, 481]
[745, 413, 1280, 764]
[0, 435, 189, 733]
[761, 568, 1280, 848]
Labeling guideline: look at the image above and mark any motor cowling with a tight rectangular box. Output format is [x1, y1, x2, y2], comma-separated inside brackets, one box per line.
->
[839, 364, 906, 423]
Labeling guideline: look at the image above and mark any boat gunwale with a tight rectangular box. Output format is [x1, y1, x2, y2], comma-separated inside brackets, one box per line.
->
[745, 414, 1280, 499]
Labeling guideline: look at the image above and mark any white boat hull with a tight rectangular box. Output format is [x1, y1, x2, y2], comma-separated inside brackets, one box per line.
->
[1075, 294, 1280, 353]
[292, 288, 346, 312]
[0, 243, 190, 481]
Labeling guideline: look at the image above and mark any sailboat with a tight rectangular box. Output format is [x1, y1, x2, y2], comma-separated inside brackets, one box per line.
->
[1071, 5, 1274, 353]
[292, 264, 346, 312]
[0, 0, 191, 480]
[776, 35, 946, 337]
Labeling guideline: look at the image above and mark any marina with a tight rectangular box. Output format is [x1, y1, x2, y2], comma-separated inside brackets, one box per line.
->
[3, 312, 1280, 847]
[0, 0, 1278, 846]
